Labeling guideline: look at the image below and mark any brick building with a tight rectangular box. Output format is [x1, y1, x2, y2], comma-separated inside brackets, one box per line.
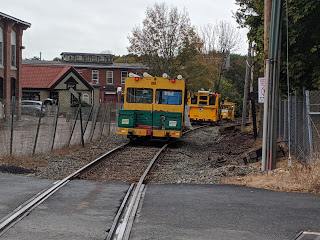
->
[23, 52, 147, 103]
[0, 11, 30, 118]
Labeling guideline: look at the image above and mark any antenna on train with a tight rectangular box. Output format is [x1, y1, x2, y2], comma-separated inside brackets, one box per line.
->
[143, 72, 153, 77]
[162, 73, 170, 79]
[129, 73, 141, 78]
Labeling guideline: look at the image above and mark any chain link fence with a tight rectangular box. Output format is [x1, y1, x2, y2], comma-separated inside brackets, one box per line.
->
[278, 90, 320, 161]
[0, 100, 120, 157]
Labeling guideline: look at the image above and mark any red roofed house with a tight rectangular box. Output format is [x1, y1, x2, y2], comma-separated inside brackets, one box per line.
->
[21, 65, 97, 112]
[0, 11, 30, 119]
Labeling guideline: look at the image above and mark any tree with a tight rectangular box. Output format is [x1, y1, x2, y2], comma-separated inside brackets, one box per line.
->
[127, 3, 202, 77]
[234, 0, 320, 93]
[198, 21, 243, 54]
[197, 21, 242, 92]
[53, 57, 62, 61]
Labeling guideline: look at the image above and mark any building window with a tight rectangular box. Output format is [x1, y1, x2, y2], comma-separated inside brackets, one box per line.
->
[121, 71, 128, 84]
[92, 70, 99, 83]
[0, 27, 3, 66]
[11, 31, 16, 68]
[82, 93, 90, 104]
[11, 78, 16, 97]
[76, 69, 82, 75]
[0, 77, 3, 99]
[107, 71, 113, 84]
[76, 55, 82, 61]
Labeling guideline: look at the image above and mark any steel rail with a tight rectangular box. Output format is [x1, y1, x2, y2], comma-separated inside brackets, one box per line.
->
[108, 125, 209, 240]
[0, 142, 128, 235]
[109, 143, 168, 240]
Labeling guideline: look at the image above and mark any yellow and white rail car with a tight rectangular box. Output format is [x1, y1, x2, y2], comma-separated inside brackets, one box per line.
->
[188, 90, 221, 124]
[118, 73, 187, 140]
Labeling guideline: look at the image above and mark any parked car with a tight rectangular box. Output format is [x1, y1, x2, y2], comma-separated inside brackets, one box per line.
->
[21, 100, 46, 117]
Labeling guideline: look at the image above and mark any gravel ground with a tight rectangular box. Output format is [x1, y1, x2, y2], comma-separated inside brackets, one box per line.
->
[147, 126, 261, 184]
[0, 126, 261, 183]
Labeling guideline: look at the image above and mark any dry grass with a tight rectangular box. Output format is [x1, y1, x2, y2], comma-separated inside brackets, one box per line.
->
[0, 155, 48, 169]
[220, 157, 320, 194]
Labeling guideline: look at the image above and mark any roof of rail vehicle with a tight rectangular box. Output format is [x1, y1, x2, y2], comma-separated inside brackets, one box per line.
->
[124, 76, 186, 90]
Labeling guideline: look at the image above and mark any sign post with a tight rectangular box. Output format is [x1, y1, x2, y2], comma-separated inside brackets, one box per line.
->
[258, 77, 266, 103]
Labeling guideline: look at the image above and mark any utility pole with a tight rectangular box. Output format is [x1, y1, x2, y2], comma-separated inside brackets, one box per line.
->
[241, 42, 252, 131]
[249, 46, 255, 122]
[264, 0, 272, 59]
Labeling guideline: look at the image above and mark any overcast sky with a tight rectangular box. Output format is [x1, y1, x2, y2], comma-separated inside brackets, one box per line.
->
[2, 0, 248, 60]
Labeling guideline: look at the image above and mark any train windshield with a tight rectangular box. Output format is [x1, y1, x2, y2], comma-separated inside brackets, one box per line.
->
[209, 95, 216, 105]
[191, 95, 197, 104]
[155, 90, 182, 105]
[199, 95, 208, 105]
[126, 88, 153, 103]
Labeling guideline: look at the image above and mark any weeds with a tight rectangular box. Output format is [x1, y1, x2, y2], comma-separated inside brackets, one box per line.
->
[220, 157, 320, 194]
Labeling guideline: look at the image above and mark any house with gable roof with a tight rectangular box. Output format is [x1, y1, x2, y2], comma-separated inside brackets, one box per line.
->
[21, 65, 98, 112]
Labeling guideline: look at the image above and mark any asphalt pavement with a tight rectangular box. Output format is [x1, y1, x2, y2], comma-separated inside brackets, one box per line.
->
[1, 177, 130, 240]
[130, 184, 320, 240]
[1, 173, 319, 240]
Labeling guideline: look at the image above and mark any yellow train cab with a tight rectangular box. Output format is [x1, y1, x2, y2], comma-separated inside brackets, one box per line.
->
[188, 90, 221, 124]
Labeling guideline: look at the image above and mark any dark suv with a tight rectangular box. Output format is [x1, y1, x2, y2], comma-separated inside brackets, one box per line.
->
[21, 100, 46, 117]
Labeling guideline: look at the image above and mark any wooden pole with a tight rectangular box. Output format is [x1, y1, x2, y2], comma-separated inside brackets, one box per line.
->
[241, 42, 252, 130]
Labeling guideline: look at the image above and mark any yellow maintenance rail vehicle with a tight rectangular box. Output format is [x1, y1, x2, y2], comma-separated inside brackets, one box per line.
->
[188, 90, 221, 125]
[221, 100, 235, 121]
[118, 73, 187, 140]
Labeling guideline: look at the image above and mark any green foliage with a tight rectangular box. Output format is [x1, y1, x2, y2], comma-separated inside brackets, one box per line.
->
[70, 101, 92, 107]
[234, 0, 320, 93]
[53, 57, 62, 61]
[113, 54, 140, 63]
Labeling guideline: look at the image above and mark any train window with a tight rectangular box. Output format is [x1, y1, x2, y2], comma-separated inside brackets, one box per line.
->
[127, 88, 153, 104]
[209, 96, 216, 105]
[199, 96, 207, 100]
[156, 89, 182, 105]
[191, 95, 197, 104]
[199, 101, 207, 105]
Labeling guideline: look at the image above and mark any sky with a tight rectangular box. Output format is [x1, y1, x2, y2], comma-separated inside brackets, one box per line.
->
[2, 0, 249, 60]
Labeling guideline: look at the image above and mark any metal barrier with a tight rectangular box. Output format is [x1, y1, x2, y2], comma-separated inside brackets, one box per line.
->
[278, 90, 320, 161]
[0, 102, 120, 157]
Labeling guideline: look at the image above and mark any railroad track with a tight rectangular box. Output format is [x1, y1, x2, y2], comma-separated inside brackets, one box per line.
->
[0, 125, 208, 238]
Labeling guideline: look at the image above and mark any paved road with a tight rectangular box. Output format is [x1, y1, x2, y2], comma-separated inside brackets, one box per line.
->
[130, 184, 320, 240]
[1, 174, 319, 240]
[0, 173, 54, 221]
[1, 179, 130, 240]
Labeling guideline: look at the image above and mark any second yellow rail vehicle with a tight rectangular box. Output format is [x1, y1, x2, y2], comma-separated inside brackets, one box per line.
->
[188, 90, 221, 125]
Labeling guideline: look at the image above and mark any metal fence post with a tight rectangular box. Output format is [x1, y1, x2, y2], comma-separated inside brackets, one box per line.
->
[100, 104, 108, 140]
[33, 102, 45, 155]
[284, 99, 287, 143]
[10, 97, 15, 155]
[107, 104, 111, 136]
[51, 103, 60, 151]
[278, 97, 281, 138]
[294, 91, 298, 155]
[67, 107, 80, 146]
[305, 90, 313, 159]
[302, 88, 306, 154]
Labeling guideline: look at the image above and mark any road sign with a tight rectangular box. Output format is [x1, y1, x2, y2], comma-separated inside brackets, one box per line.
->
[258, 77, 266, 103]
[69, 88, 79, 99]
